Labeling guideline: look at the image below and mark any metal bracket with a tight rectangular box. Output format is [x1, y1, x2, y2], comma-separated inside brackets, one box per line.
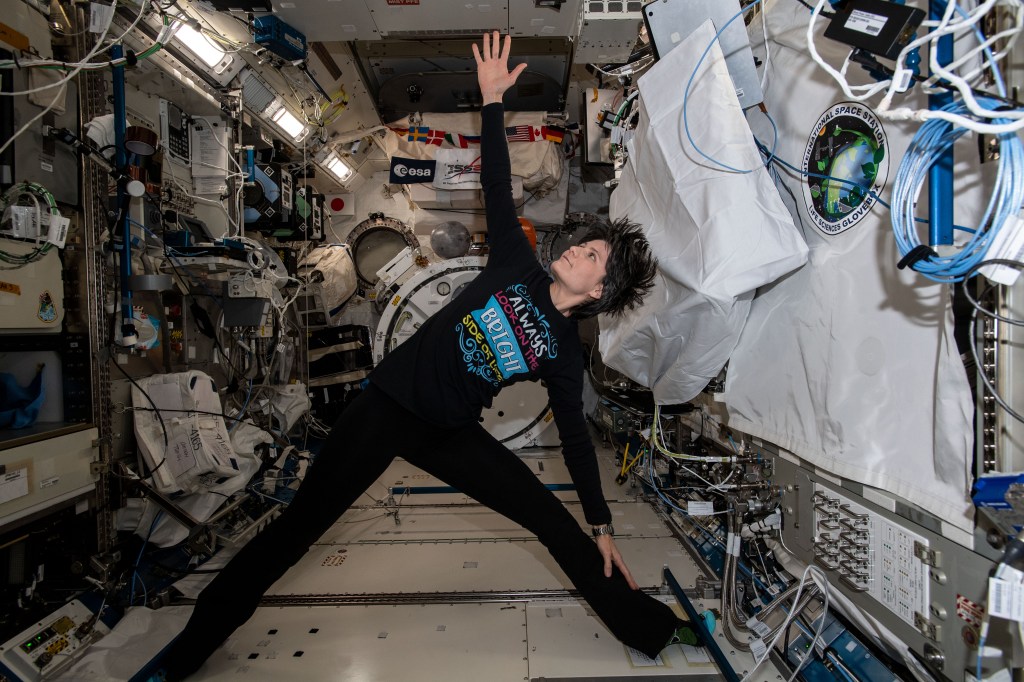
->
[839, 574, 870, 593]
[914, 612, 942, 641]
[913, 541, 942, 567]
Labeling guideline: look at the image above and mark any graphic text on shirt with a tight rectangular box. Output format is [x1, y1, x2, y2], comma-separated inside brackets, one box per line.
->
[455, 284, 558, 387]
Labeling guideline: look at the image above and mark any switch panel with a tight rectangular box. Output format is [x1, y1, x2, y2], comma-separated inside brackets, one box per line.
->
[813, 484, 931, 629]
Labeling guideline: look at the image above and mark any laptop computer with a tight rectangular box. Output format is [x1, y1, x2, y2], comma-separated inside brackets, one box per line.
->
[642, 0, 764, 110]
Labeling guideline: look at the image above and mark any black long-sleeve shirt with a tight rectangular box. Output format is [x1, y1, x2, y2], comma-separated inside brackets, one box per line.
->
[370, 103, 611, 525]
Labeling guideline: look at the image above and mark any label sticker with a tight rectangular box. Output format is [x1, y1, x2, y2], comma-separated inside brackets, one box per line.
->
[0, 468, 29, 504]
[988, 577, 1024, 621]
[846, 9, 887, 36]
[625, 646, 664, 667]
[89, 3, 115, 33]
[688, 500, 715, 516]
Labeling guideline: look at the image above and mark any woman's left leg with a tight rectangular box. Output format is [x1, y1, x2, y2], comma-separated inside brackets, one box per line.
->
[404, 424, 680, 658]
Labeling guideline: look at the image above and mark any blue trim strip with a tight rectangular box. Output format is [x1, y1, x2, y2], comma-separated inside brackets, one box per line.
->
[664, 566, 741, 682]
[928, 2, 955, 246]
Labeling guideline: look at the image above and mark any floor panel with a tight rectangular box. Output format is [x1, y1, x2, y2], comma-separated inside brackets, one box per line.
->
[321, 499, 674, 545]
[131, 440, 781, 680]
[354, 450, 645, 508]
[266, 536, 703, 595]
[193, 604, 529, 682]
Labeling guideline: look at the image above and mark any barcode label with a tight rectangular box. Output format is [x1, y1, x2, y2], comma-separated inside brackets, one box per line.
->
[750, 638, 768, 660]
[89, 3, 115, 32]
[747, 618, 772, 638]
[988, 577, 1024, 621]
[846, 9, 887, 36]
[688, 500, 715, 516]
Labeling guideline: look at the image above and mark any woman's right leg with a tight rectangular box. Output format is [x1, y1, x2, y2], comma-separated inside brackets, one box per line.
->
[163, 384, 410, 679]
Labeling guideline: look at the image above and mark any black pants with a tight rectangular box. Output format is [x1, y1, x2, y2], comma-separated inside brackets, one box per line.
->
[164, 384, 680, 678]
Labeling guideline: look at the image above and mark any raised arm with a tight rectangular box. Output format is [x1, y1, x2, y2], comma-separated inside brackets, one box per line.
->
[473, 31, 528, 105]
[473, 32, 532, 264]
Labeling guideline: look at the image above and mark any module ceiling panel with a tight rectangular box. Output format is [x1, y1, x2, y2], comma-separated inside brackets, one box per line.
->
[510, 0, 583, 37]
[270, 0, 381, 41]
[363, 0, 509, 37]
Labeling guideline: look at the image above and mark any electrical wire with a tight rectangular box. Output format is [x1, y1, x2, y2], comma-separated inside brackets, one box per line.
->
[807, 0, 1024, 133]
[651, 405, 733, 463]
[125, 405, 280, 440]
[681, 0, 764, 173]
[108, 352, 169, 453]
[890, 98, 1024, 282]
[754, 137, 977, 234]
[131, 510, 163, 606]
[739, 563, 831, 682]
[0, 0, 153, 157]
[966, 259, 1024, 423]
[791, 0, 835, 17]
[0, 182, 58, 267]
[758, 2, 771, 91]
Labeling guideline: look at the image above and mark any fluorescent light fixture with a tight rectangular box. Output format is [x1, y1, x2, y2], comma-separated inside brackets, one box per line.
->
[325, 154, 353, 182]
[174, 21, 228, 69]
[270, 107, 306, 140]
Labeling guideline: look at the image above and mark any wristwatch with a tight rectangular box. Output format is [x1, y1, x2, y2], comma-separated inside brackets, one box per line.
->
[592, 524, 615, 537]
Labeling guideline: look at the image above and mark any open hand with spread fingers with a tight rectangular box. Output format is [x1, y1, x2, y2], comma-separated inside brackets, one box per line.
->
[473, 31, 528, 105]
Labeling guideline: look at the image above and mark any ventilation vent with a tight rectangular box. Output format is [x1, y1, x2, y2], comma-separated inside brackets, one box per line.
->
[241, 69, 276, 113]
[586, 0, 643, 13]
[386, 28, 490, 37]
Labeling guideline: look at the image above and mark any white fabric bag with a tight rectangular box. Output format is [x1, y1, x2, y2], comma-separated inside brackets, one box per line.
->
[604, 19, 808, 404]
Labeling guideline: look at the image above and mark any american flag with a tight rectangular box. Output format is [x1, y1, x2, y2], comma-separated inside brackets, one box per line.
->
[505, 125, 537, 142]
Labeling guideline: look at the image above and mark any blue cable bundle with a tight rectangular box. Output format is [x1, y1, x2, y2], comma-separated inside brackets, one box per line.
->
[891, 97, 1024, 283]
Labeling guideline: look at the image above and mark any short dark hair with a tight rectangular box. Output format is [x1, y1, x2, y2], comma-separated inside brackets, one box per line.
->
[571, 217, 657, 319]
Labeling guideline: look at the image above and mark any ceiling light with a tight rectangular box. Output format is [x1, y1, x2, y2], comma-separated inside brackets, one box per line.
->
[270, 107, 306, 140]
[325, 154, 353, 182]
[174, 21, 228, 69]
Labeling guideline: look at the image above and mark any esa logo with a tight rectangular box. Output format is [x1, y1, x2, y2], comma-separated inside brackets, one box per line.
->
[394, 164, 431, 178]
[389, 156, 436, 183]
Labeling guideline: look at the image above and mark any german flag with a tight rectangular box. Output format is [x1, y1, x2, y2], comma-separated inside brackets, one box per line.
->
[541, 126, 565, 143]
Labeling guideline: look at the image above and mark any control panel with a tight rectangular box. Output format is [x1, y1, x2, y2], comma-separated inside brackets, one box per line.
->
[0, 599, 110, 681]
[812, 484, 931, 629]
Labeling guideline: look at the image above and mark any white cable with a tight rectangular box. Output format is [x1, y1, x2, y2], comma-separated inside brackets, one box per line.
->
[767, 539, 935, 682]
[759, 2, 771, 91]
[651, 406, 733, 463]
[808, 0, 1024, 133]
[806, 0, 893, 101]
[206, 121, 247, 237]
[738, 563, 826, 682]
[0, 1, 153, 158]
[2, 0, 150, 97]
